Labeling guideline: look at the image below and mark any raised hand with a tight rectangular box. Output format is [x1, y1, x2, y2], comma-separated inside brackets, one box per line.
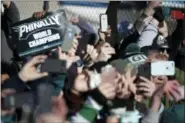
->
[164, 80, 182, 101]
[18, 55, 48, 82]
[116, 67, 136, 99]
[96, 42, 115, 62]
[33, 11, 46, 19]
[98, 26, 112, 42]
[86, 45, 99, 62]
[70, 16, 80, 24]
[98, 82, 116, 100]
[58, 47, 80, 69]
[137, 76, 156, 98]
[158, 21, 168, 38]
[150, 80, 181, 111]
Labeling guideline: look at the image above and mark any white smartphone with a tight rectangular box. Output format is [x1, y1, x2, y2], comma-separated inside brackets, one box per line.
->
[151, 61, 175, 76]
[100, 14, 108, 32]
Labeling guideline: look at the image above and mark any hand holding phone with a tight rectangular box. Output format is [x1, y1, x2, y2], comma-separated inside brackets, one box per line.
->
[19, 55, 48, 82]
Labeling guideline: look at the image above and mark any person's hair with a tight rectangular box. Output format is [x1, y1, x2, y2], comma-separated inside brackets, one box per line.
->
[147, 51, 168, 61]
[153, 7, 164, 27]
[89, 62, 108, 73]
[141, 46, 160, 56]
[155, 53, 168, 60]
[147, 50, 160, 57]
[1, 61, 18, 76]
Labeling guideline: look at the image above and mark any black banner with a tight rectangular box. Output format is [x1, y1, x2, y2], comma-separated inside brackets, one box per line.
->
[11, 9, 68, 57]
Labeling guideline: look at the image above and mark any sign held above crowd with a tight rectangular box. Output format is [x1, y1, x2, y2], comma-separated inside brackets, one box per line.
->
[11, 9, 68, 58]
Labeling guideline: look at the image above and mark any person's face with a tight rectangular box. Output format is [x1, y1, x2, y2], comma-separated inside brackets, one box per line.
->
[148, 51, 168, 61]
[101, 66, 117, 84]
[152, 75, 168, 85]
[74, 70, 91, 92]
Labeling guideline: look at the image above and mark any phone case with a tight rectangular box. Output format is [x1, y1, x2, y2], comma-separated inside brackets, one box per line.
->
[40, 59, 67, 73]
[138, 63, 151, 80]
[151, 61, 175, 76]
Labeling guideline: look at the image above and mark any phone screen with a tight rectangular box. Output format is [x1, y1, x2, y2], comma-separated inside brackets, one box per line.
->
[151, 61, 175, 76]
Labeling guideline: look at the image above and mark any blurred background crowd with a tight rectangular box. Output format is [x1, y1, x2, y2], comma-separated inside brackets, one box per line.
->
[1, 1, 185, 123]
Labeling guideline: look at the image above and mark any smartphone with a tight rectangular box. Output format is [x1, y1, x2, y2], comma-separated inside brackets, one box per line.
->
[136, 63, 151, 95]
[138, 63, 151, 80]
[40, 59, 67, 74]
[61, 24, 76, 52]
[151, 61, 175, 76]
[100, 14, 108, 32]
[171, 10, 184, 20]
[2, 92, 35, 109]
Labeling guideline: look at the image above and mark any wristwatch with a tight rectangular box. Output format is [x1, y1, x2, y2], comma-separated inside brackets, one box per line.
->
[75, 59, 84, 67]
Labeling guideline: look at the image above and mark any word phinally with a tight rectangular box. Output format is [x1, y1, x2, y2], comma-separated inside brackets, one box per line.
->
[18, 13, 63, 39]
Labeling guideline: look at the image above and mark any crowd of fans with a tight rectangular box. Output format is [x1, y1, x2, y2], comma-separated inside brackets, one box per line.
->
[1, 1, 185, 123]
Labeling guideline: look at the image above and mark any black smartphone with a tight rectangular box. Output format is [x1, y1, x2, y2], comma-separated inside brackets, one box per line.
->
[40, 59, 67, 74]
[138, 63, 151, 80]
[1, 92, 35, 109]
[136, 63, 151, 94]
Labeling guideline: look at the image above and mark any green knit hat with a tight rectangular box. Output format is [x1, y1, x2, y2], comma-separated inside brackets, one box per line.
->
[110, 54, 147, 76]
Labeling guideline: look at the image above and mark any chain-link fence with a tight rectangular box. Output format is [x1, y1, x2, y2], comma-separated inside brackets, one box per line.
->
[15, 1, 177, 36]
